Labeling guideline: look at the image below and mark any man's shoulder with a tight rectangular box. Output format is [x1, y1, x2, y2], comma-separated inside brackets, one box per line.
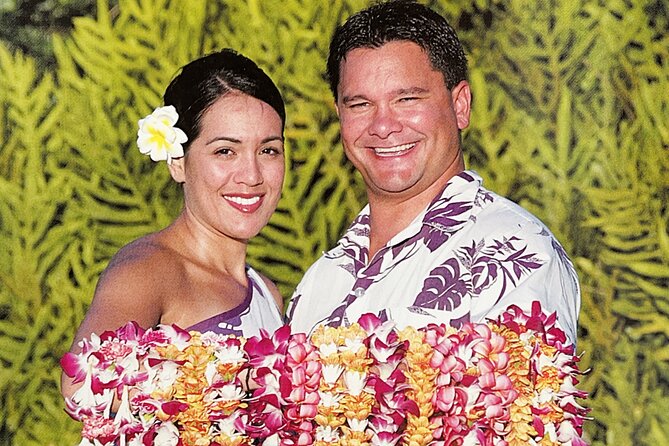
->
[472, 186, 550, 232]
[296, 250, 342, 288]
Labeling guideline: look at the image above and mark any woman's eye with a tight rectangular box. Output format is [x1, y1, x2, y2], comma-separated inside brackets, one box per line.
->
[215, 148, 233, 156]
[261, 146, 283, 155]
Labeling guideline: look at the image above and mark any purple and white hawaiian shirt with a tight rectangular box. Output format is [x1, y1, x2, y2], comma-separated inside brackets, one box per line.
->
[287, 171, 580, 346]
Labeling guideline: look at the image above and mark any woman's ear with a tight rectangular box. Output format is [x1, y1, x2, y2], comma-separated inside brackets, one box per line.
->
[168, 157, 186, 183]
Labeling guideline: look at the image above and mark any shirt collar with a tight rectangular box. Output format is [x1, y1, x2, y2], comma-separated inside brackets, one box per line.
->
[327, 170, 482, 259]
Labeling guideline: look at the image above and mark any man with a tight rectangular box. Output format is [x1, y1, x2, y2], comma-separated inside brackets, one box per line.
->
[287, 0, 580, 345]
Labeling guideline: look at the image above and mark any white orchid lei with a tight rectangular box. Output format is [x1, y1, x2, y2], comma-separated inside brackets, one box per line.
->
[136, 105, 188, 164]
[62, 302, 590, 446]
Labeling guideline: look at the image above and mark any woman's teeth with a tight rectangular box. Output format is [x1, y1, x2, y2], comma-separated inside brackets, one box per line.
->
[225, 196, 260, 205]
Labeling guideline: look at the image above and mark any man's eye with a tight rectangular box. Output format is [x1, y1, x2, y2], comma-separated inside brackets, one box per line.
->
[399, 96, 419, 102]
[349, 102, 369, 109]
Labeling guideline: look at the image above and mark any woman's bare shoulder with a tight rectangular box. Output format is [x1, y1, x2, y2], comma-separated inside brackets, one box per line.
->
[109, 234, 173, 266]
[68, 233, 184, 356]
[105, 233, 181, 275]
[95, 233, 185, 303]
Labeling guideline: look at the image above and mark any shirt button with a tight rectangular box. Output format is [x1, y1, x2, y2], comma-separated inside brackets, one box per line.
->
[354, 287, 365, 298]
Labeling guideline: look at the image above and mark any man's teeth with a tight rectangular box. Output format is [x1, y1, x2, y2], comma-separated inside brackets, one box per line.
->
[225, 196, 260, 205]
[373, 143, 414, 154]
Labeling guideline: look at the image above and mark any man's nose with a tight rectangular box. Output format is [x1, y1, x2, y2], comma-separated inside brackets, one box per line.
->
[367, 104, 402, 138]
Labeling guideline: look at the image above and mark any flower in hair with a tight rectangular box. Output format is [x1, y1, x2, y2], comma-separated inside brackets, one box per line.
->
[137, 105, 188, 164]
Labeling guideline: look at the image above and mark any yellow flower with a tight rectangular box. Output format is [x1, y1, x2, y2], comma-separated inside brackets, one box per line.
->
[399, 327, 437, 419]
[506, 395, 536, 445]
[340, 393, 375, 421]
[340, 425, 370, 446]
[398, 328, 439, 446]
[137, 105, 188, 164]
[311, 326, 344, 347]
[213, 434, 251, 446]
[403, 414, 434, 446]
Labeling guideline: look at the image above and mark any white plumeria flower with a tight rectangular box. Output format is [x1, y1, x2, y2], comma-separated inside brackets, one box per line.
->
[536, 352, 556, 370]
[315, 425, 340, 442]
[137, 105, 187, 164]
[128, 436, 144, 446]
[347, 418, 368, 432]
[543, 422, 558, 442]
[118, 354, 141, 374]
[114, 386, 134, 425]
[321, 364, 344, 385]
[155, 361, 179, 389]
[215, 416, 238, 436]
[343, 370, 367, 396]
[214, 345, 246, 364]
[217, 383, 246, 401]
[205, 361, 218, 385]
[533, 387, 556, 405]
[557, 419, 581, 442]
[318, 390, 342, 407]
[72, 365, 113, 410]
[463, 383, 481, 412]
[462, 431, 479, 446]
[262, 433, 281, 446]
[318, 342, 338, 356]
[342, 337, 365, 353]
[72, 365, 97, 408]
[154, 421, 180, 446]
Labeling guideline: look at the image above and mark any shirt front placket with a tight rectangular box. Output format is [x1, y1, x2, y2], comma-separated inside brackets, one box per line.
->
[338, 214, 428, 324]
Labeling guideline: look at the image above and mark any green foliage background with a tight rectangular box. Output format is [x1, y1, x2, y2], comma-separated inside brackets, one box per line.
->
[0, 0, 667, 444]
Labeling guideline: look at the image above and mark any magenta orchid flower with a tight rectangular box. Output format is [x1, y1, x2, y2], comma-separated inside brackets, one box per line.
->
[64, 301, 588, 446]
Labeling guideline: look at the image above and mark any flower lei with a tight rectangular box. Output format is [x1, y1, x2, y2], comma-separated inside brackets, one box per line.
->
[62, 301, 590, 446]
[137, 105, 188, 164]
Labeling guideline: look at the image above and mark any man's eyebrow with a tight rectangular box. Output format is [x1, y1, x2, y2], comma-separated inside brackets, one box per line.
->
[206, 135, 283, 145]
[396, 86, 429, 95]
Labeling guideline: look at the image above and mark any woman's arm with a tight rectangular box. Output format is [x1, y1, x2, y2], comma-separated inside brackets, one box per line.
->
[60, 247, 167, 400]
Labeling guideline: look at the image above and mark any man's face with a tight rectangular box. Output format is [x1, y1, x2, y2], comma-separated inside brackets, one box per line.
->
[336, 41, 471, 207]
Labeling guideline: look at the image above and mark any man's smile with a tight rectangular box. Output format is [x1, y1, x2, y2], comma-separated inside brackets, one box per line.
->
[371, 142, 416, 157]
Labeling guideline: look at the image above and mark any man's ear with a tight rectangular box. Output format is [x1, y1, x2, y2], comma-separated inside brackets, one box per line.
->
[168, 157, 186, 183]
[451, 80, 471, 130]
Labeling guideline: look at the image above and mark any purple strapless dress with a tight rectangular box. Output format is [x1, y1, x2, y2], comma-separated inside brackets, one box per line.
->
[186, 266, 283, 337]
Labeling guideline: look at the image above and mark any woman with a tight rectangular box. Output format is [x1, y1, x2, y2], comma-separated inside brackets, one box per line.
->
[62, 49, 285, 397]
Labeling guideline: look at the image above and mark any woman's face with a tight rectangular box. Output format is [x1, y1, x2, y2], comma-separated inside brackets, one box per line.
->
[170, 92, 285, 241]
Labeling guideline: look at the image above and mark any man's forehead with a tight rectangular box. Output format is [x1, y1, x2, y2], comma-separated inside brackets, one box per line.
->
[337, 43, 443, 92]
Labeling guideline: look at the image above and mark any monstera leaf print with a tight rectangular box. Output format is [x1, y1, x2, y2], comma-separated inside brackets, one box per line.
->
[414, 258, 470, 311]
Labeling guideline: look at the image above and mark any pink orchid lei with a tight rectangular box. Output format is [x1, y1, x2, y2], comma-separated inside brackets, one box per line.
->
[62, 302, 589, 446]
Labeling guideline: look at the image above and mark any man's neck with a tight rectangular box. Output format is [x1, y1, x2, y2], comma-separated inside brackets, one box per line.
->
[368, 200, 421, 258]
[367, 171, 463, 259]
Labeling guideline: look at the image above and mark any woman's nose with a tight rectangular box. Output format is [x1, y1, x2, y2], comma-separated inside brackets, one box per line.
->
[234, 155, 263, 186]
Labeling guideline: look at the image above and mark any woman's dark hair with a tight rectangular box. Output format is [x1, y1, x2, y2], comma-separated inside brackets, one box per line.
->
[164, 49, 285, 149]
[327, 0, 468, 100]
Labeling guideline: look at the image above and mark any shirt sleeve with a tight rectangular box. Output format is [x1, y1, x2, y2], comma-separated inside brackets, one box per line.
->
[470, 238, 581, 346]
